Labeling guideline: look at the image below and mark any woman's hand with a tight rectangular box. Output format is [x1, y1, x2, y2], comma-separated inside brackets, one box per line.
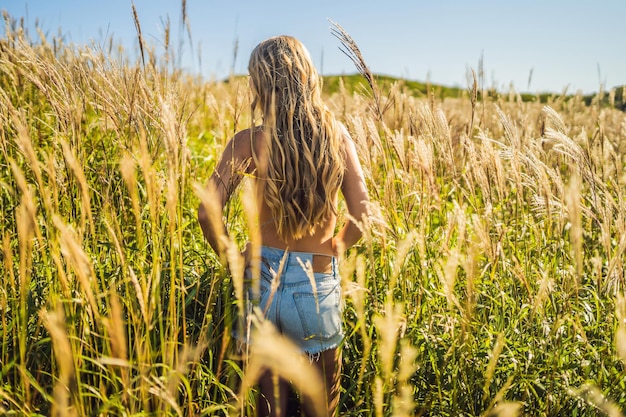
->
[331, 237, 344, 258]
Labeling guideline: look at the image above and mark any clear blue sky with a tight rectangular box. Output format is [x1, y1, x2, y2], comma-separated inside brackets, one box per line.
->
[2, 0, 624, 94]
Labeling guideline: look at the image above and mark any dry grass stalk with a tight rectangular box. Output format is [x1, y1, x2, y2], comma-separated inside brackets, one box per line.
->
[103, 289, 131, 406]
[239, 316, 326, 417]
[390, 229, 418, 291]
[565, 172, 583, 288]
[485, 401, 522, 417]
[373, 376, 384, 417]
[616, 293, 626, 365]
[241, 178, 262, 298]
[436, 206, 465, 313]
[52, 215, 100, 320]
[391, 341, 417, 417]
[119, 154, 142, 237]
[41, 304, 79, 417]
[375, 300, 405, 382]
[60, 138, 95, 239]
[131, 2, 146, 67]
[482, 333, 505, 402]
[571, 384, 625, 417]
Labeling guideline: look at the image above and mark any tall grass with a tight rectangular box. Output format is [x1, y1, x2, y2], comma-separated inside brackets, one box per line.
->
[1, 11, 626, 417]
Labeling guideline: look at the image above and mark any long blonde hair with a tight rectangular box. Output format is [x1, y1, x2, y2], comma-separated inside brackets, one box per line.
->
[248, 36, 345, 241]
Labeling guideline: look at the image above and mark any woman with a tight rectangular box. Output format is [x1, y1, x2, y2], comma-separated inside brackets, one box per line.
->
[198, 35, 369, 417]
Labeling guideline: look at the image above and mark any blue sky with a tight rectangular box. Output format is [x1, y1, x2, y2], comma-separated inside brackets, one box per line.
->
[2, 0, 624, 94]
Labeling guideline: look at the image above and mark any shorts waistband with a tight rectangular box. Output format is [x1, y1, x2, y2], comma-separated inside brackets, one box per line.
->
[260, 245, 336, 274]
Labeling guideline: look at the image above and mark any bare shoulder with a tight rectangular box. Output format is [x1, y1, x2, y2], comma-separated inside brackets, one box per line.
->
[336, 121, 358, 161]
[337, 121, 358, 155]
[337, 121, 351, 142]
[229, 128, 254, 159]
[219, 127, 262, 170]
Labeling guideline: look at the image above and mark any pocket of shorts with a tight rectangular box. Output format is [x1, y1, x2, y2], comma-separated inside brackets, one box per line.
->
[293, 284, 342, 341]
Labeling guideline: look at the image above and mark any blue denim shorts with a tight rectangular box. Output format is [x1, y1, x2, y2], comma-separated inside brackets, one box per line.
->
[240, 246, 344, 355]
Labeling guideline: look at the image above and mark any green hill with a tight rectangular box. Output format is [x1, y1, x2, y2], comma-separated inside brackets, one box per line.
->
[321, 73, 461, 99]
[322, 74, 625, 111]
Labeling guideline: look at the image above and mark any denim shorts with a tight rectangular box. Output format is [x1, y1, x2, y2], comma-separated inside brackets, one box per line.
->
[239, 246, 344, 355]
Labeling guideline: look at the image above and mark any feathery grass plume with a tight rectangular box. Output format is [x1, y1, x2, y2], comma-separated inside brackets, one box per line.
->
[494, 106, 525, 201]
[391, 340, 417, 417]
[436, 202, 466, 312]
[162, 15, 170, 68]
[1, 233, 15, 302]
[225, 235, 246, 323]
[329, 21, 376, 110]
[345, 114, 380, 177]
[375, 300, 405, 383]
[388, 128, 408, 172]
[241, 178, 261, 298]
[532, 269, 554, 315]
[136, 127, 162, 233]
[103, 288, 131, 406]
[131, 2, 145, 67]
[105, 290, 128, 362]
[390, 229, 418, 291]
[128, 266, 148, 326]
[9, 108, 47, 208]
[570, 384, 624, 417]
[52, 214, 100, 322]
[60, 138, 95, 239]
[467, 68, 478, 135]
[543, 126, 599, 200]
[416, 103, 458, 178]
[542, 105, 567, 134]
[239, 314, 326, 417]
[180, 0, 193, 59]
[101, 206, 150, 327]
[484, 401, 522, 417]
[13, 189, 36, 405]
[616, 293, 626, 365]
[565, 171, 583, 288]
[409, 134, 437, 202]
[10, 160, 43, 245]
[147, 375, 183, 416]
[461, 221, 482, 340]
[464, 133, 490, 207]
[482, 369, 520, 416]
[605, 217, 626, 294]
[119, 154, 142, 239]
[354, 251, 372, 349]
[373, 376, 384, 417]
[41, 304, 80, 417]
[482, 333, 505, 402]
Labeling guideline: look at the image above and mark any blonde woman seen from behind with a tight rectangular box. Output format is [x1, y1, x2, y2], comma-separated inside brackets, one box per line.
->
[198, 35, 369, 417]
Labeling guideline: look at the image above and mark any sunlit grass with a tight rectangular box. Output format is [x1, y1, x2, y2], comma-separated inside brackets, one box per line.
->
[1, 11, 626, 417]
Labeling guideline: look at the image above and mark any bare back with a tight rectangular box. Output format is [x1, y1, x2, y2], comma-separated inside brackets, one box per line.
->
[200, 123, 368, 259]
[250, 128, 339, 255]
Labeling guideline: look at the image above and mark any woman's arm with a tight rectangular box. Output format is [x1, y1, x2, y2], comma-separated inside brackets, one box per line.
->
[198, 130, 252, 256]
[333, 127, 369, 255]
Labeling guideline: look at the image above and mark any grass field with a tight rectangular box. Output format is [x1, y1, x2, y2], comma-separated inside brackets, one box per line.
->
[1, 12, 626, 417]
